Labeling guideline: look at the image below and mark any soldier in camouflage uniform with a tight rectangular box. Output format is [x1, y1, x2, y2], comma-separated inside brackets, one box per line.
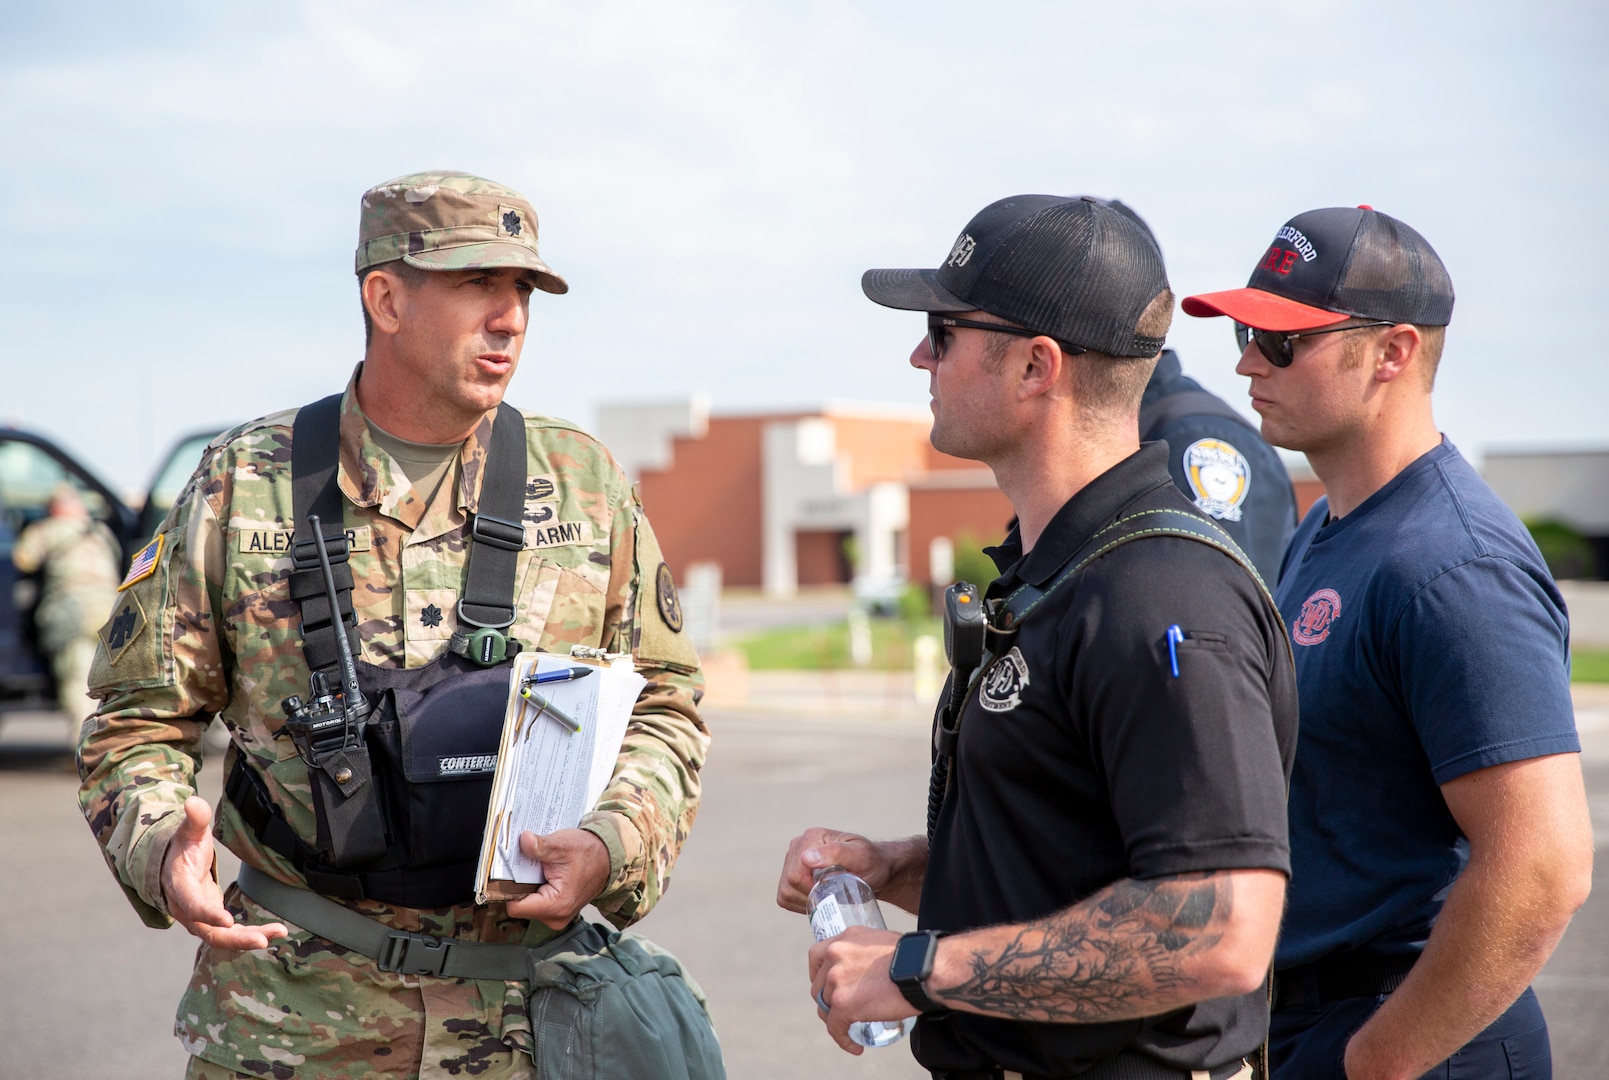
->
[78, 171, 710, 1079]
[11, 484, 121, 722]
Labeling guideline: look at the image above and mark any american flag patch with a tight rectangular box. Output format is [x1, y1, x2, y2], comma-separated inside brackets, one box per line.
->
[119, 535, 163, 591]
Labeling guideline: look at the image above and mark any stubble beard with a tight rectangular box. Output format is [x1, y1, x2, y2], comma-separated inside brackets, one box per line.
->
[928, 412, 992, 465]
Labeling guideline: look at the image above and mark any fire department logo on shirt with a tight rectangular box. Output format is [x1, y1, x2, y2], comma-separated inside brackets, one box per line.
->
[1182, 438, 1251, 522]
[979, 646, 1030, 712]
[1293, 588, 1343, 646]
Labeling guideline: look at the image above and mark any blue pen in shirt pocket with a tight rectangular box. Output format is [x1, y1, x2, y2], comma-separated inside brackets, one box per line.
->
[1164, 625, 1229, 678]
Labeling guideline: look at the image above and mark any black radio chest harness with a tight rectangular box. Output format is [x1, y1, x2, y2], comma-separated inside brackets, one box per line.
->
[225, 394, 533, 906]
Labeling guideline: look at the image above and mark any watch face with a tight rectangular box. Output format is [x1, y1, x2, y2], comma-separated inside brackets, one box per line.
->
[890, 932, 935, 982]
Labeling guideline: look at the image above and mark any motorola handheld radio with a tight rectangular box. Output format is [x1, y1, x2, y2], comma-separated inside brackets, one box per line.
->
[937, 582, 986, 754]
[928, 581, 987, 841]
[279, 514, 372, 770]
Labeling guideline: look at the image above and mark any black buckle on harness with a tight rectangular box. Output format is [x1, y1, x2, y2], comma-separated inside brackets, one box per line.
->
[378, 929, 454, 976]
[290, 531, 350, 570]
[469, 512, 524, 551]
[454, 512, 523, 664]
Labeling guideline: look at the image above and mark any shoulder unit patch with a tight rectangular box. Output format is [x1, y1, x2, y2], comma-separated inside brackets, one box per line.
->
[656, 562, 684, 632]
[100, 593, 148, 664]
[1183, 438, 1251, 522]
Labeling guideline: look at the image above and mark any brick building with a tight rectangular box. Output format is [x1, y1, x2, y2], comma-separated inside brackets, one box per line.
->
[597, 398, 1012, 595]
[597, 397, 1330, 596]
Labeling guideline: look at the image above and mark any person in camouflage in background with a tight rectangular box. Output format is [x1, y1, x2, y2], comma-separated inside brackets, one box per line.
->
[11, 484, 121, 723]
[78, 171, 710, 1079]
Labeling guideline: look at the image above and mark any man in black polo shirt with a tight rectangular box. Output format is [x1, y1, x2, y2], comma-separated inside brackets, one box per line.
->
[776, 195, 1297, 1080]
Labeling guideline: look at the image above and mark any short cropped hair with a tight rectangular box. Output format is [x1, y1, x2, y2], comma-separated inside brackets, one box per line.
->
[1068, 288, 1173, 418]
[977, 288, 1171, 419]
[359, 260, 433, 345]
[1341, 321, 1447, 389]
[1416, 324, 1446, 388]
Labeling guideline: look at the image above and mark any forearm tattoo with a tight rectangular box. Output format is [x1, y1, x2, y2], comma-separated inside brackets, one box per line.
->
[936, 873, 1229, 1022]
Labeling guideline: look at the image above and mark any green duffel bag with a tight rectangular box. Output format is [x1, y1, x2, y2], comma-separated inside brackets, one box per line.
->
[526, 920, 726, 1080]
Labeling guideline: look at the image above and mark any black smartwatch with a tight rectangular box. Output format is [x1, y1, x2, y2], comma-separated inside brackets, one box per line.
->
[888, 930, 946, 1013]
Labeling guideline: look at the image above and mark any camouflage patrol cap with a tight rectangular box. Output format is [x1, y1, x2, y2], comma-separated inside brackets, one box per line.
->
[355, 171, 568, 294]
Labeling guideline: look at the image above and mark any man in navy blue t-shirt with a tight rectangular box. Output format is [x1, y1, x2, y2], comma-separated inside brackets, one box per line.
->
[1185, 207, 1592, 1078]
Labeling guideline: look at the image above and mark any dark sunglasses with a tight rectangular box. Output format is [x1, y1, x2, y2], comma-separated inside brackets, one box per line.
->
[1234, 320, 1395, 368]
[927, 314, 1086, 361]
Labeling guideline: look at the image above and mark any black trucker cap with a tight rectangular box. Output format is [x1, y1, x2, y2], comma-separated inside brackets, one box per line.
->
[861, 194, 1172, 358]
[1182, 205, 1454, 331]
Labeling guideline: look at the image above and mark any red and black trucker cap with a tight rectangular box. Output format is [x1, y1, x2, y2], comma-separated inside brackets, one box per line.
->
[1182, 206, 1454, 331]
[862, 195, 1172, 358]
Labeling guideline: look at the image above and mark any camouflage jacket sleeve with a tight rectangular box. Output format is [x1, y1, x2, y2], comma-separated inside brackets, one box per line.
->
[9, 519, 49, 573]
[77, 445, 231, 929]
[578, 478, 709, 928]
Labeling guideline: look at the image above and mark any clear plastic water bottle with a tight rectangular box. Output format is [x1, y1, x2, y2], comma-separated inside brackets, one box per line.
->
[806, 865, 918, 1049]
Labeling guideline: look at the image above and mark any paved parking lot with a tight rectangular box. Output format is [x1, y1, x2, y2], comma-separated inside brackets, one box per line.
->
[2, 681, 1606, 1078]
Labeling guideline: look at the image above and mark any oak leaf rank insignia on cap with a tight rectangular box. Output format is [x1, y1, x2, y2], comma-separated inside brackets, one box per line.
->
[355, 170, 568, 294]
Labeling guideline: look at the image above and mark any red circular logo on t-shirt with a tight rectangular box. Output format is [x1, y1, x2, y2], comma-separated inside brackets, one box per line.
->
[1293, 588, 1343, 645]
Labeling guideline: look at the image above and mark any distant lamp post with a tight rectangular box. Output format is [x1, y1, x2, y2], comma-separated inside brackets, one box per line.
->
[929, 536, 955, 586]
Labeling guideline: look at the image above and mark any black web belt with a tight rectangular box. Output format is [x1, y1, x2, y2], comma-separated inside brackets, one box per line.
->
[930, 1053, 1249, 1080]
[1271, 952, 1418, 1011]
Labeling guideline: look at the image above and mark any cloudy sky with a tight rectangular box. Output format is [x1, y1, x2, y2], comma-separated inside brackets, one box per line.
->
[3, 0, 1604, 494]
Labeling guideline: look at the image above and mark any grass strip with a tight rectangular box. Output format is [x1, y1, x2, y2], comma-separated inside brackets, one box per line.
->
[730, 617, 942, 671]
[1572, 649, 1609, 684]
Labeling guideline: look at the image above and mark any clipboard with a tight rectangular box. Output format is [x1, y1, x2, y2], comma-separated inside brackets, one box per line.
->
[474, 650, 646, 904]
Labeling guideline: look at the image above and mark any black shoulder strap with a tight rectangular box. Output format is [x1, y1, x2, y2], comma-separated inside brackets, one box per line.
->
[993, 507, 1275, 635]
[455, 402, 528, 632]
[1140, 388, 1258, 443]
[290, 394, 358, 681]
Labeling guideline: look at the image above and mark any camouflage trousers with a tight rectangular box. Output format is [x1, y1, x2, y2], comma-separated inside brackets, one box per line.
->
[50, 633, 98, 720]
[184, 1052, 534, 1080]
[176, 885, 539, 1080]
[36, 596, 100, 720]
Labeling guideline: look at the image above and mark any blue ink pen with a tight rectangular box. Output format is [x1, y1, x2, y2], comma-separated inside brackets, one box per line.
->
[1166, 625, 1185, 678]
[525, 666, 594, 686]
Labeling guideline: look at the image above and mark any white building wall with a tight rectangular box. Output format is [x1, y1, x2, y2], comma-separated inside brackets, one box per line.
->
[861, 482, 909, 584]
[1484, 450, 1609, 532]
[760, 418, 910, 596]
[593, 394, 710, 481]
[762, 419, 844, 596]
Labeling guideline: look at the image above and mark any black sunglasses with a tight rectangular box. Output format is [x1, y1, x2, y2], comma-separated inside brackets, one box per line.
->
[927, 314, 1086, 361]
[1234, 320, 1395, 368]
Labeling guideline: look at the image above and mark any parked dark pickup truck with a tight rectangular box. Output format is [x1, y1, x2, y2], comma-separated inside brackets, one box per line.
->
[0, 426, 217, 721]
